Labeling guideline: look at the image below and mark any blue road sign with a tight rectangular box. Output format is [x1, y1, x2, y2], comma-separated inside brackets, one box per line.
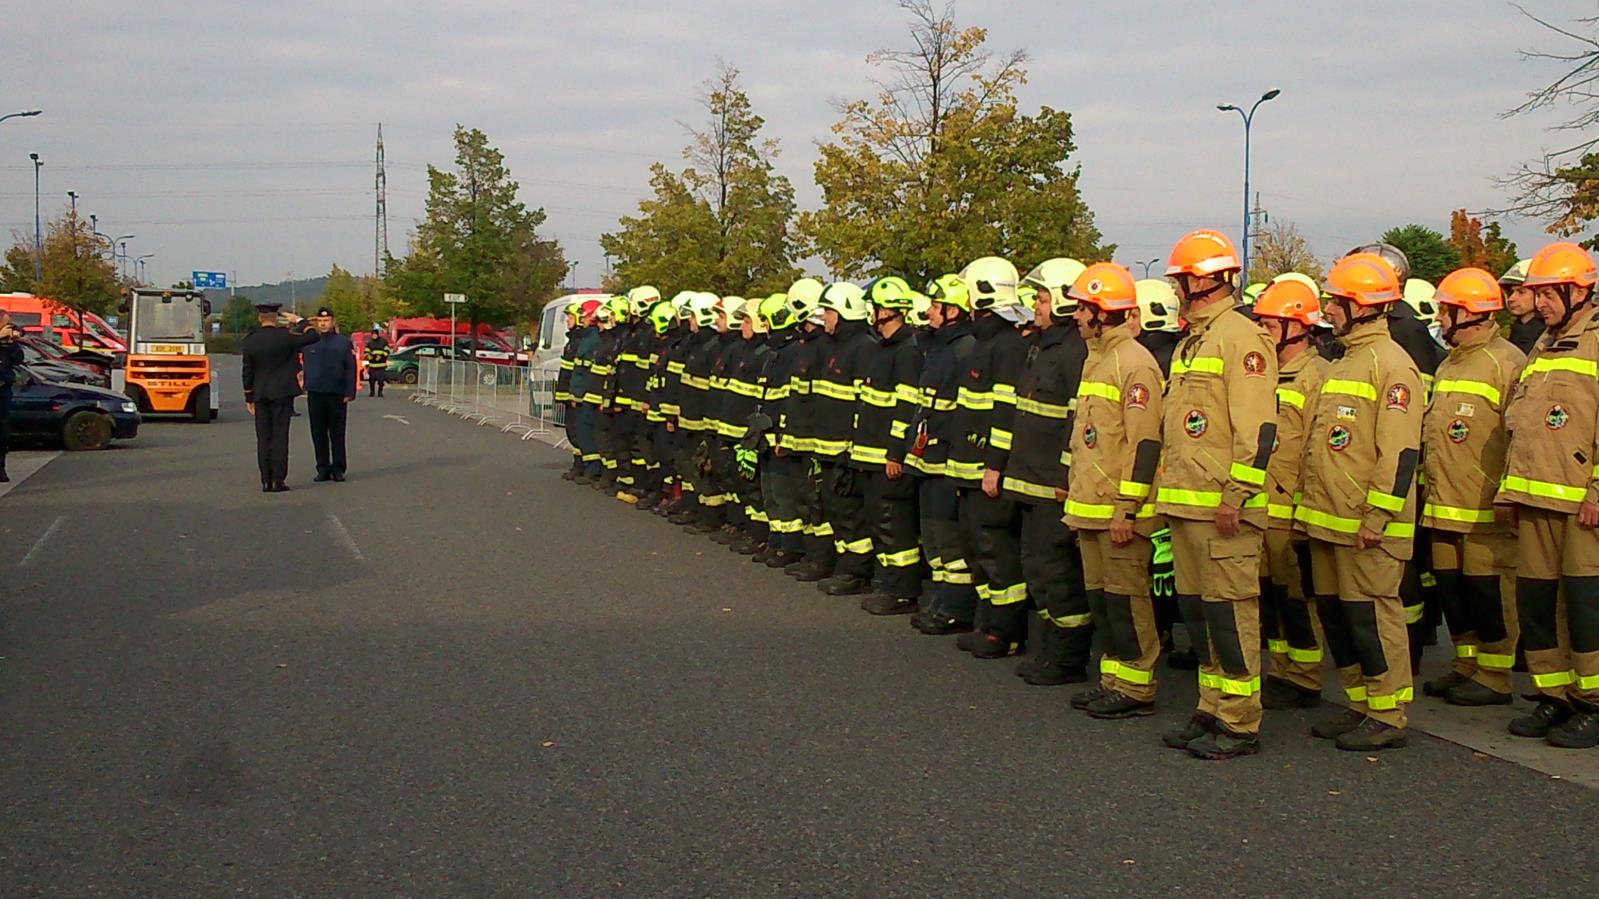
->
[193, 271, 227, 289]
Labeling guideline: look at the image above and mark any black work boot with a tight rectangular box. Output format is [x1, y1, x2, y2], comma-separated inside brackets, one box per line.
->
[732, 537, 760, 555]
[1546, 705, 1599, 749]
[1335, 717, 1408, 751]
[1187, 725, 1260, 760]
[751, 544, 772, 565]
[969, 630, 1023, 659]
[916, 613, 973, 636]
[1422, 670, 1469, 698]
[1071, 686, 1109, 710]
[1166, 648, 1199, 671]
[1024, 628, 1088, 686]
[820, 574, 871, 596]
[1162, 713, 1215, 750]
[1085, 690, 1155, 719]
[1508, 700, 1573, 738]
[863, 594, 917, 616]
[1310, 708, 1366, 740]
[1015, 625, 1054, 679]
[1444, 681, 1512, 707]
[765, 549, 801, 569]
[1262, 676, 1323, 710]
[710, 525, 741, 545]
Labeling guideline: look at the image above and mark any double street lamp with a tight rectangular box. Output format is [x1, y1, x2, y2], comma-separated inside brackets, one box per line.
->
[1136, 257, 1162, 279]
[136, 254, 154, 283]
[1217, 88, 1281, 282]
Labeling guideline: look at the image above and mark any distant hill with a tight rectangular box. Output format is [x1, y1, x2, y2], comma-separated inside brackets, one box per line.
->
[202, 276, 328, 312]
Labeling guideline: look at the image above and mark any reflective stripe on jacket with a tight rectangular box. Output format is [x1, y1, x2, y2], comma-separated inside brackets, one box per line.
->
[1498, 303, 1599, 513]
[1065, 324, 1163, 530]
[1422, 331, 1524, 531]
[1265, 350, 1329, 528]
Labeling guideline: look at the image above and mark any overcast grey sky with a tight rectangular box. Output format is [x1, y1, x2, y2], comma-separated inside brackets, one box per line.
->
[2, 0, 1592, 291]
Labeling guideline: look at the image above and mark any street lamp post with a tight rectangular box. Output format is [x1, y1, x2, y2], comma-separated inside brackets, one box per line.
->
[108, 235, 134, 276]
[136, 254, 154, 284]
[1137, 257, 1161, 279]
[0, 109, 42, 127]
[1217, 88, 1281, 282]
[29, 152, 42, 283]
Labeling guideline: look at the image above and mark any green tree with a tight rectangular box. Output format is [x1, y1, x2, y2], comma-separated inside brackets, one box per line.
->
[316, 264, 407, 332]
[1446, 209, 1520, 276]
[1380, 224, 1460, 283]
[1, 211, 124, 342]
[221, 294, 257, 334]
[800, 0, 1109, 285]
[1, 243, 33, 292]
[1246, 220, 1324, 284]
[1497, 9, 1599, 247]
[601, 63, 800, 296]
[384, 126, 567, 342]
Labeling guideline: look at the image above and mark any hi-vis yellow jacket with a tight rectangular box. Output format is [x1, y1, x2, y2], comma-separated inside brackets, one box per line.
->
[1294, 318, 1423, 558]
[1065, 323, 1162, 532]
[1266, 349, 1329, 529]
[1421, 330, 1524, 533]
[1154, 299, 1278, 527]
[1498, 303, 1599, 514]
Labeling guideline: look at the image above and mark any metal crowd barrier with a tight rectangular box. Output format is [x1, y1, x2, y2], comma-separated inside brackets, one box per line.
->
[412, 357, 567, 446]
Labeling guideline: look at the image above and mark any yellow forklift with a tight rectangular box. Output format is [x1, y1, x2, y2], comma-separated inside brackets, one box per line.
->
[118, 287, 218, 422]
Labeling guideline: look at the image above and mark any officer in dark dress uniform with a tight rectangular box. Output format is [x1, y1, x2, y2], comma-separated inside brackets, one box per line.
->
[242, 303, 320, 492]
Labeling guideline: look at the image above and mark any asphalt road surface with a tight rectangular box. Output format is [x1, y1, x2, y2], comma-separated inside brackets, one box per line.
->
[4, 361, 1599, 896]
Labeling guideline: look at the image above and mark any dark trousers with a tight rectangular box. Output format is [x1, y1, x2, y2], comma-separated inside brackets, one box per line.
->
[367, 368, 386, 396]
[958, 489, 1028, 642]
[574, 405, 600, 477]
[822, 461, 872, 580]
[764, 454, 805, 553]
[866, 469, 920, 598]
[1020, 501, 1093, 668]
[0, 387, 12, 474]
[306, 392, 348, 476]
[254, 397, 294, 485]
[920, 477, 976, 621]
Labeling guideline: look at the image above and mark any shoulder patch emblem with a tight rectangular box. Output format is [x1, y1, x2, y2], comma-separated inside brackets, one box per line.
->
[1242, 351, 1266, 377]
[1447, 419, 1470, 444]
[1327, 424, 1352, 451]
[1385, 383, 1410, 412]
[1126, 383, 1149, 410]
[1184, 409, 1208, 438]
[1547, 404, 1569, 430]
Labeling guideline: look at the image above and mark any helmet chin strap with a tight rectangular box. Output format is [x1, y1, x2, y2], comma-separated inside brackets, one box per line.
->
[1333, 297, 1384, 335]
[1274, 325, 1309, 356]
[1551, 284, 1591, 333]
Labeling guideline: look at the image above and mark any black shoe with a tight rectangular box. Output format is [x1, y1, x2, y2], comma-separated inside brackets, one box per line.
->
[0, 473, 9, 483]
[710, 527, 741, 545]
[820, 575, 871, 597]
[970, 630, 1023, 659]
[1023, 660, 1089, 687]
[955, 632, 977, 653]
[1188, 727, 1261, 760]
[1444, 681, 1512, 707]
[1163, 713, 1215, 749]
[314, 472, 332, 482]
[574, 475, 593, 486]
[1310, 708, 1365, 740]
[1166, 648, 1199, 671]
[751, 546, 772, 565]
[687, 522, 719, 535]
[1546, 709, 1599, 749]
[1422, 670, 1469, 698]
[261, 483, 271, 493]
[1510, 700, 1574, 738]
[267, 482, 291, 493]
[916, 615, 973, 636]
[1086, 690, 1155, 719]
[863, 594, 917, 616]
[766, 550, 801, 570]
[1071, 687, 1109, 710]
[1261, 676, 1323, 710]
[732, 538, 759, 556]
[562, 470, 577, 481]
[331, 472, 346, 483]
[1335, 717, 1408, 751]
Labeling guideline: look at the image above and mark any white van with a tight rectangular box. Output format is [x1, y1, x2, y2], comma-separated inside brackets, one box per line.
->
[529, 290, 607, 371]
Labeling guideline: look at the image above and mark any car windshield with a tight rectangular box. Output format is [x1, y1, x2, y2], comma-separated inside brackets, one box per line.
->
[134, 294, 205, 342]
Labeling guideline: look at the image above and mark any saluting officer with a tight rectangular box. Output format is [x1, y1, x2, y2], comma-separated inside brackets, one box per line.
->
[242, 303, 320, 492]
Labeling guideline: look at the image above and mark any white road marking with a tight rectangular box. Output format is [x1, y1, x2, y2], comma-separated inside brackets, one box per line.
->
[383, 414, 411, 426]
[20, 515, 66, 567]
[327, 513, 365, 561]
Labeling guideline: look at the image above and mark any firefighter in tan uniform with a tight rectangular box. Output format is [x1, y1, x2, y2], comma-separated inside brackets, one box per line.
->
[1251, 274, 1330, 711]
[1063, 262, 1165, 720]
[1418, 268, 1525, 707]
[1296, 252, 1423, 752]
[1496, 241, 1599, 748]
[1152, 229, 1278, 760]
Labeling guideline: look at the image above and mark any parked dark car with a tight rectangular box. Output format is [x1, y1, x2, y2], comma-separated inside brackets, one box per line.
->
[387, 343, 469, 384]
[16, 335, 112, 388]
[7, 365, 141, 450]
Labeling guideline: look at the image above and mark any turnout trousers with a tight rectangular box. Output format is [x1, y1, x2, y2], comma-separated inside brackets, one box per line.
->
[762, 453, 806, 554]
[821, 461, 872, 580]
[1515, 506, 1599, 707]
[1430, 530, 1518, 694]
[865, 470, 920, 599]
[1309, 539, 1413, 728]
[595, 410, 620, 486]
[1170, 519, 1265, 735]
[956, 489, 1028, 646]
[1079, 527, 1158, 702]
[1018, 501, 1092, 671]
[612, 410, 642, 491]
[797, 455, 835, 574]
[253, 397, 294, 487]
[1261, 526, 1325, 694]
[574, 405, 601, 477]
[919, 477, 976, 622]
